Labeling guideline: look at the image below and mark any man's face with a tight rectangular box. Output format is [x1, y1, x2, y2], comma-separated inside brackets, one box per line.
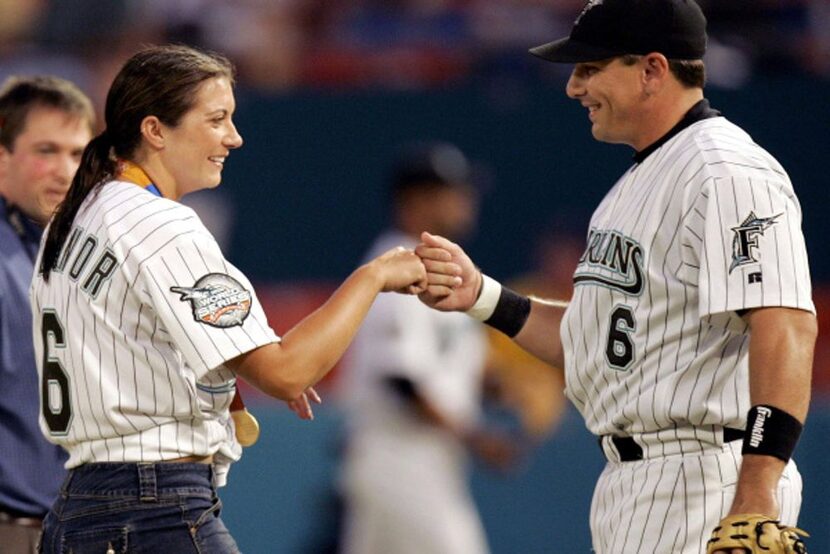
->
[0, 106, 92, 224]
[565, 57, 646, 147]
[429, 185, 479, 241]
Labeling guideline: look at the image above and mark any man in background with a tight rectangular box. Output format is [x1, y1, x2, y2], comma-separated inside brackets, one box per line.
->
[0, 75, 94, 553]
[338, 142, 515, 554]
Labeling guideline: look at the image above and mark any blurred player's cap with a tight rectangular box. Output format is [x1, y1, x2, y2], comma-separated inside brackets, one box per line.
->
[391, 142, 480, 193]
[529, 0, 707, 64]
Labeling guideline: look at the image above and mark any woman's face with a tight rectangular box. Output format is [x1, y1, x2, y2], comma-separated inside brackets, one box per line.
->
[160, 76, 243, 198]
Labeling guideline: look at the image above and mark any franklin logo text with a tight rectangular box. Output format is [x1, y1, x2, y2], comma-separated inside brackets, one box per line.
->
[749, 406, 772, 447]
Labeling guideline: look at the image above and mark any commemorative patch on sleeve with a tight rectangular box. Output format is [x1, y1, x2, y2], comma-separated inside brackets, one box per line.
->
[170, 273, 252, 328]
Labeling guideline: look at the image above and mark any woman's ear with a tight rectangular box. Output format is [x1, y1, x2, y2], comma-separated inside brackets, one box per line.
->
[139, 115, 165, 150]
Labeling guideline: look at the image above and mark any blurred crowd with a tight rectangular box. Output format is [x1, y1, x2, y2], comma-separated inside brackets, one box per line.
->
[0, 0, 827, 106]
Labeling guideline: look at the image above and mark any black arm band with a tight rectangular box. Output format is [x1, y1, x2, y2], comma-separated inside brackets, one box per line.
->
[741, 404, 803, 463]
[484, 286, 531, 338]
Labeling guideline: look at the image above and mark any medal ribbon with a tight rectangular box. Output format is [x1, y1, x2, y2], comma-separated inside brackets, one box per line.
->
[116, 160, 163, 197]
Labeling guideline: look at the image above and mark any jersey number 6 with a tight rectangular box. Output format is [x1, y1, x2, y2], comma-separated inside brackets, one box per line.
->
[606, 305, 636, 371]
[41, 311, 72, 434]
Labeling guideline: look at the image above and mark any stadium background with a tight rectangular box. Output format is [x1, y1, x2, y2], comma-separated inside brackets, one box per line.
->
[2, 1, 828, 551]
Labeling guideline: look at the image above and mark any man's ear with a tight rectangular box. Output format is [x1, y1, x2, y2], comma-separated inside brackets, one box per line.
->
[642, 52, 670, 95]
[139, 115, 165, 150]
[0, 145, 11, 185]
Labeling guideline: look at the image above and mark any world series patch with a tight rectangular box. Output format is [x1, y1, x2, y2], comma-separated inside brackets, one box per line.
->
[171, 273, 252, 328]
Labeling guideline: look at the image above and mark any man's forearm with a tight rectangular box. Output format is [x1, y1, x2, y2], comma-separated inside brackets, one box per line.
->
[729, 307, 817, 516]
[513, 298, 568, 369]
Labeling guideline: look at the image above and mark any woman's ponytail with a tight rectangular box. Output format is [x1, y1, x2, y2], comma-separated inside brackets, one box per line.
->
[40, 130, 116, 280]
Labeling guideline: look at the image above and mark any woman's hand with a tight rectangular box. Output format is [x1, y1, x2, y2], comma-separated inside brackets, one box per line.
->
[286, 387, 322, 420]
[367, 246, 430, 294]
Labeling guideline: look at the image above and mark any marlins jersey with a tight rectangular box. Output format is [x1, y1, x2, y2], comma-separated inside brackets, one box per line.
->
[561, 111, 814, 455]
[31, 180, 278, 485]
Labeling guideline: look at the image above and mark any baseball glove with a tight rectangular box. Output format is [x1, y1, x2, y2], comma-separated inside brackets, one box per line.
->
[706, 513, 808, 554]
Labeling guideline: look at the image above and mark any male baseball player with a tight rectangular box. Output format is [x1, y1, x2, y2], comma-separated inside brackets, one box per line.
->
[416, 1, 816, 553]
[0, 76, 93, 554]
[339, 143, 516, 554]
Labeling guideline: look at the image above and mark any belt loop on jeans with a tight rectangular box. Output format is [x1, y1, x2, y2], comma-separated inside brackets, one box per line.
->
[60, 467, 76, 495]
[138, 463, 158, 502]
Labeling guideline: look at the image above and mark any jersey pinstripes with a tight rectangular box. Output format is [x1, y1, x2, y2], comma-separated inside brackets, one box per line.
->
[31, 180, 278, 483]
[589, 443, 802, 553]
[562, 114, 810, 553]
[561, 117, 814, 451]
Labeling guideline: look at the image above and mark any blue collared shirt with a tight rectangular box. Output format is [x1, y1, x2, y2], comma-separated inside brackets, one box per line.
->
[0, 196, 67, 516]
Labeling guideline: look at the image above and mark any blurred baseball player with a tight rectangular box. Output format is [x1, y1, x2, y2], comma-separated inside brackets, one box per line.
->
[0, 75, 93, 553]
[416, 1, 816, 553]
[342, 143, 515, 554]
[339, 143, 516, 554]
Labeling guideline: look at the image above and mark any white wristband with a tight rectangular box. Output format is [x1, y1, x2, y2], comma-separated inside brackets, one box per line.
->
[465, 273, 501, 321]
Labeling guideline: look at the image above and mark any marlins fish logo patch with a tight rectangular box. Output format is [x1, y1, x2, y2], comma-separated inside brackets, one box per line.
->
[171, 273, 252, 328]
[730, 211, 781, 274]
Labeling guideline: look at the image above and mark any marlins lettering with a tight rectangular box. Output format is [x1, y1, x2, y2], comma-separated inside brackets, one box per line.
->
[573, 228, 645, 295]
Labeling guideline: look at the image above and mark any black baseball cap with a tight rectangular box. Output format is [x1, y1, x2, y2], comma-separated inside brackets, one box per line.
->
[530, 0, 707, 64]
[390, 142, 473, 193]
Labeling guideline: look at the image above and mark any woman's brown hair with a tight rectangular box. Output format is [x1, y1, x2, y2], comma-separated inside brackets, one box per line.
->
[40, 44, 234, 279]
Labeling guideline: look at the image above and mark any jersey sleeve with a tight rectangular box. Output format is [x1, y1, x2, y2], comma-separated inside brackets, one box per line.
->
[360, 291, 445, 386]
[690, 176, 814, 327]
[137, 232, 279, 379]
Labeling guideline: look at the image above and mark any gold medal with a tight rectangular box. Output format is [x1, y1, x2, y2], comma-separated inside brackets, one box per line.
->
[231, 408, 260, 447]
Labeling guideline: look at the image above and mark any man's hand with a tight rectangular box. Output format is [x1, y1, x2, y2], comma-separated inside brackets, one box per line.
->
[465, 429, 523, 473]
[415, 231, 477, 312]
[707, 513, 808, 553]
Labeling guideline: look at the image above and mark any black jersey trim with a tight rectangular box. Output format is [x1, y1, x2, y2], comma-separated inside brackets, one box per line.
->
[633, 99, 721, 164]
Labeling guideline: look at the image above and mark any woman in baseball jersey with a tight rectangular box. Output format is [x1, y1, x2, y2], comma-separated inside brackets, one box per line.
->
[31, 45, 430, 553]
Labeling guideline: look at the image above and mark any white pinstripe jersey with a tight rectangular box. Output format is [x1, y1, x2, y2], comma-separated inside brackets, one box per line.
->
[561, 115, 814, 450]
[31, 180, 278, 484]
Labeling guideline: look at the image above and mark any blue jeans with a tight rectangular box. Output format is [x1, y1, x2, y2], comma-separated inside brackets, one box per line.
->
[39, 463, 240, 553]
